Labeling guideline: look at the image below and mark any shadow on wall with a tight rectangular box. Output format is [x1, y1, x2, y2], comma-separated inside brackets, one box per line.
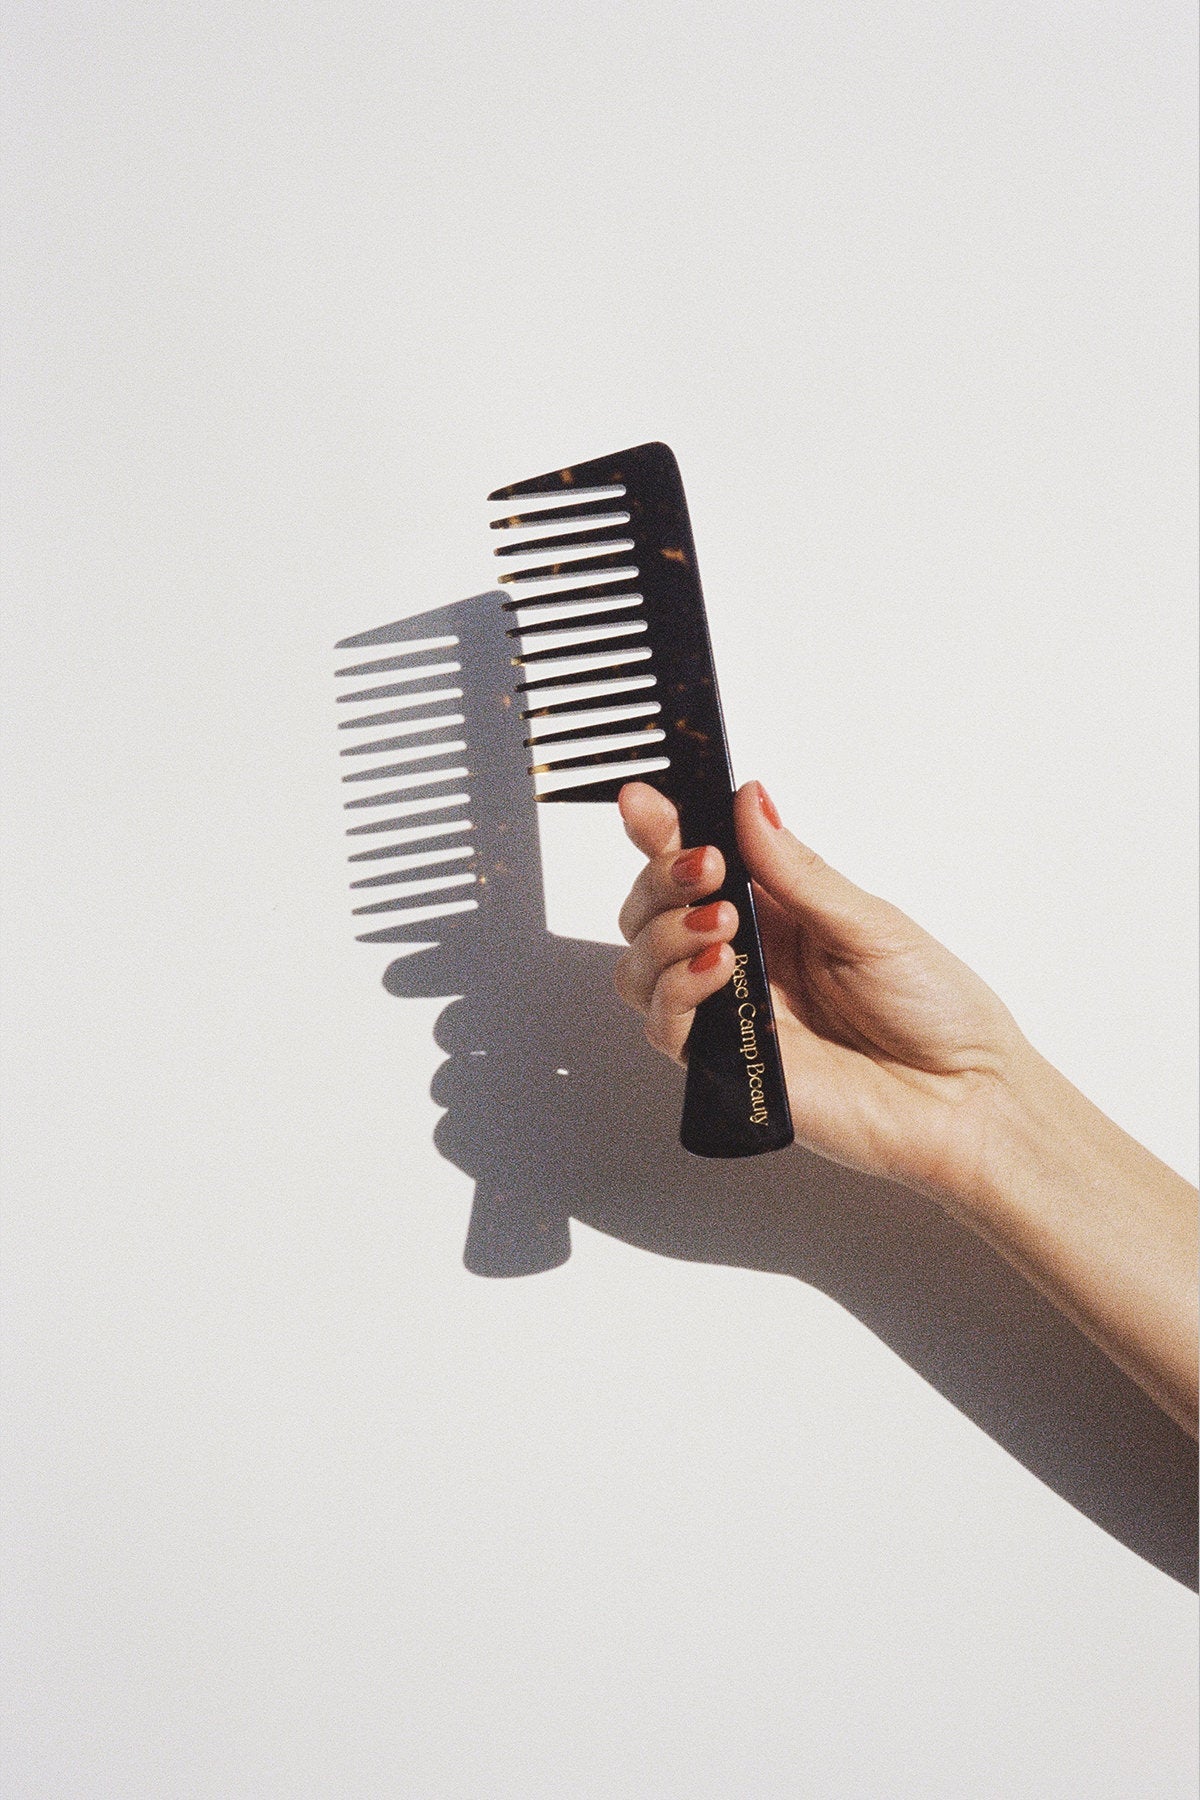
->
[333, 592, 1198, 1591]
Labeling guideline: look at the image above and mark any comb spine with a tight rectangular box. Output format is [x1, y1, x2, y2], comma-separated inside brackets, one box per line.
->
[551, 444, 795, 1153]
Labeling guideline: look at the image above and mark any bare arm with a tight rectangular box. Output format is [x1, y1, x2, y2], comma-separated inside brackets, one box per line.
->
[614, 780, 1199, 1436]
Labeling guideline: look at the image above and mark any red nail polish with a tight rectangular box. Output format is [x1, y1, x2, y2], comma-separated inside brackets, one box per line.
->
[672, 847, 707, 887]
[756, 782, 782, 830]
[688, 943, 723, 974]
[684, 901, 723, 933]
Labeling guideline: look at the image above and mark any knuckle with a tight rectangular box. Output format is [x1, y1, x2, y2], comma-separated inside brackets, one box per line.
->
[645, 1004, 690, 1066]
[861, 901, 922, 960]
[794, 841, 828, 877]
[655, 964, 686, 1013]
[649, 860, 682, 911]
[648, 908, 686, 956]
[613, 952, 646, 1014]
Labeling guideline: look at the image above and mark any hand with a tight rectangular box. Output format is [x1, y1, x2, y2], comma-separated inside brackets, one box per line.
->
[615, 779, 1198, 1434]
[615, 778, 1024, 1203]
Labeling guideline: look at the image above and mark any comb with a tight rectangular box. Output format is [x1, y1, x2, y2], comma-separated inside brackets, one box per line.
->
[488, 441, 794, 1160]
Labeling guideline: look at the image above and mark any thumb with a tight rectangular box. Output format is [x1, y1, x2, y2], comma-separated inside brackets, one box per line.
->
[733, 781, 904, 956]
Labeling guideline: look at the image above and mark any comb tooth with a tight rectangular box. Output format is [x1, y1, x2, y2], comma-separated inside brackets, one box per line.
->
[498, 551, 636, 588]
[339, 718, 464, 757]
[487, 459, 626, 502]
[500, 577, 641, 615]
[534, 753, 671, 803]
[530, 732, 668, 775]
[529, 723, 666, 772]
[519, 671, 658, 714]
[490, 498, 630, 530]
[524, 700, 660, 745]
[493, 525, 635, 560]
[513, 619, 646, 661]
[534, 780, 625, 805]
[505, 595, 642, 635]
[489, 441, 677, 505]
[513, 646, 652, 691]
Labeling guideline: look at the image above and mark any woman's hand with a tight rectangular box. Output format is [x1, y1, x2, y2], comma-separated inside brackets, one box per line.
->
[614, 778, 1024, 1203]
[615, 778, 1198, 1434]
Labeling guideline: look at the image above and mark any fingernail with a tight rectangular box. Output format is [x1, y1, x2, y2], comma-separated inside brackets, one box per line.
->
[756, 782, 782, 829]
[684, 900, 723, 934]
[688, 943, 723, 974]
[671, 847, 708, 887]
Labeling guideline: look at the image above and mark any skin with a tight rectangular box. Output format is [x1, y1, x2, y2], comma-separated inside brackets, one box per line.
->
[614, 779, 1199, 1438]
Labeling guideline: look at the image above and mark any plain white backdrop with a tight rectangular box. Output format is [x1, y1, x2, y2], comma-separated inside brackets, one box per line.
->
[3, 2, 1197, 1795]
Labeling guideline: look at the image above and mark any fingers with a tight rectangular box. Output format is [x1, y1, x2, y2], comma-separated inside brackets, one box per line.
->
[614, 781, 736, 1062]
[614, 898, 739, 1012]
[733, 780, 916, 956]
[615, 927, 739, 1063]
[644, 941, 737, 1060]
[617, 781, 726, 943]
[618, 840, 726, 944]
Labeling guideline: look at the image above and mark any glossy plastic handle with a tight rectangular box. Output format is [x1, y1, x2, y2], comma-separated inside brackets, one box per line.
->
[679, 832, 794, 1158]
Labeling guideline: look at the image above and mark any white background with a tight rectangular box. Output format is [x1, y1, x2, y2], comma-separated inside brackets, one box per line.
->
[3, 2, 1197, 1796]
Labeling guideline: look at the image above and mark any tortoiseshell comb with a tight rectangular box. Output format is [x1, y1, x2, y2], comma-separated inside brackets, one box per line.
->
[488, 441, 794, 1159]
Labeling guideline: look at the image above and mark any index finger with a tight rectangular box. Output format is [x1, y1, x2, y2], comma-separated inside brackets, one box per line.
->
[616, 781, 682, 859]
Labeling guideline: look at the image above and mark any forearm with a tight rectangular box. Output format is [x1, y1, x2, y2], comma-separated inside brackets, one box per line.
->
[947, 1046, 1198, 1436]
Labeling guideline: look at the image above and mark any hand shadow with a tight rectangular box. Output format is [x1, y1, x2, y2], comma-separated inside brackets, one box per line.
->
[335, 593, 1198, 1591]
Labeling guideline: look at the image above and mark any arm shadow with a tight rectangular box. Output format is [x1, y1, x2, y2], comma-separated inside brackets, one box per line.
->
[335, 592, 1198, 1591]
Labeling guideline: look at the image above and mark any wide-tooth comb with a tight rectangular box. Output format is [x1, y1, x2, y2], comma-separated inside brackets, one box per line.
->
[488, 442, 794, 1160]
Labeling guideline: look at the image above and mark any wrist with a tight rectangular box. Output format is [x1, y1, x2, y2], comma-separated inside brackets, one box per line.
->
[931, 1038, 1199, 1433]
[903, 1035, 1053, 1225]
[957, 1040, 1086, 1228]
